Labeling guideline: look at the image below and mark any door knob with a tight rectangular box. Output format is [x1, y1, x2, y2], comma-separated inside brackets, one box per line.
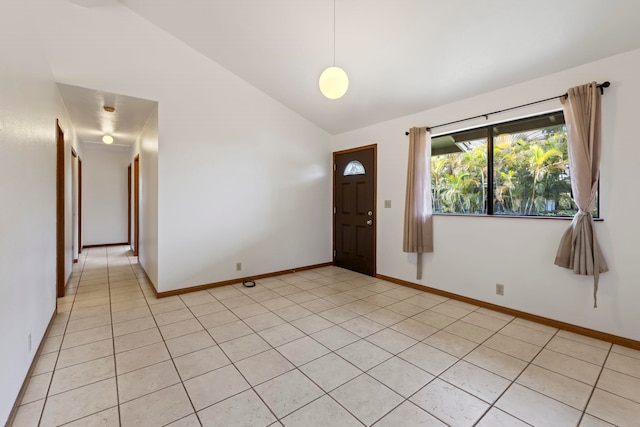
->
[366, 219, 373, 225]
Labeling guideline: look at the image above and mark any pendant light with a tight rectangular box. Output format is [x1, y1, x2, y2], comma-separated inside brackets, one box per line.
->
[319, 0, 348, 99]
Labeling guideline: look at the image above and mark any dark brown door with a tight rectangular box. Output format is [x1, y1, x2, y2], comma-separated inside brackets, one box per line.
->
[333, 145, 376, 276]
[56, 121, 65, 297]
[133, 155, 140, 256]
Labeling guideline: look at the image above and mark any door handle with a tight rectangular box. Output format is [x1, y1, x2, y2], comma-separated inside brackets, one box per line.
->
[366, 219, 373, 225]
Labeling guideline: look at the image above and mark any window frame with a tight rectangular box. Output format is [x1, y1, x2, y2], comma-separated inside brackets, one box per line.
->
[430, 111, 600, 219]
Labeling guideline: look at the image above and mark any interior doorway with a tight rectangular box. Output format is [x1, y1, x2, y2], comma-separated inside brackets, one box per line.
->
[333, 145, 377, 276]
[56, 121, 65, 297]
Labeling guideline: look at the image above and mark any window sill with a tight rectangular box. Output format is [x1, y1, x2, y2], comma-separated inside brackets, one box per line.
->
[432, 213, 603, 221]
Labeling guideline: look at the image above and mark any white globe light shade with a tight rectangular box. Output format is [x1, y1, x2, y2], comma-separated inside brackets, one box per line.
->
[319, 66, 349, 99]
[102, 135, 114, 144]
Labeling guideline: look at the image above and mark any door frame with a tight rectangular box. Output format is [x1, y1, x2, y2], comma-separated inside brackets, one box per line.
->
[332, 144, 377, 276]
[127, 163, 132, 246]
[56, 120, 65, 297]
[71, 149, 80, 263]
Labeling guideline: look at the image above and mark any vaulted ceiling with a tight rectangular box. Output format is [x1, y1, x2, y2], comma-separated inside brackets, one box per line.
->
[60, 0, 640, 135]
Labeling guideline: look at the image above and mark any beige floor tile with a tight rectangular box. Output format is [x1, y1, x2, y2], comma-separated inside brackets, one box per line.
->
[411, 378, 489, 427]
[499, 323, 553, 347]
[411, 310, 456, 329]
[255, 370, 323, 418]
[219, 333, 271, 362]
[579, 414, 616, 426]
[174, 345, 231, 381]
[61, 325, 112, 350]
[319, 306, 360, 324]
[198, 310, 239, 329]
[209, 286, 245, 300]
[366, 328, 417, 354]
[331, 374, 403, 425]
[301, 298, 338, 313]
[390, 317, 438, 341]
[311, 325, 360, 350]
[517, 364, 593, 410]
[244, 312, 286, 332]
[362, 294, 399, 307]
[188, 300, 227, 317]
[57, 339, 114, 369]
[118, 359, 180, 403]
[231, 303, 270, 319]
[148, 299, 187, 315]
[273, 304, 313, 321]
[235, 349, 294, 385]
[276, 336, 330, 366]
[299, 353, 362, 392]
[165, 330, 216, 358]
[611, 344, 640, 360]
[464, 346, 527, 380]
[382, 288, 421, 300]
[461, 311, 510, 331]
[363, 308, 407, 327]
[198, 389, 276, 427]
[482, 333, 541, 362]
[12, 399, 45, 427]
[444, 320, 494, 344]
[111, 306, 152, 324]
[32, 352, 58, 376]
[49, 355, 115, 396]
[180, 291, 217, 307]
[342, 300, 380, 315]
[369, 356, 434, 398]
[533, 349, 601, 385]
[258, 323, 305, 347]
[119, 384, 193, 427]
[546, 335, 609, 366]
[115, 328, 163, 354]
[291, 314, 334, 334]
[112, 316, 156, 337]
[336, 339, 393, 371]
[375, 400, 446, 427]
[184, 364, 250, 410]
[282, 395, 362, 427]
[249, 289, 282, 302]
[597, 368, 640, 404]
[208, 320, 253, 343]
[115, 342, 170, 374]
[430, 302, 473, 319]
[386, 301, 425, 317]
[65, 313, 111, 334]
[64, 407, 119, 426]
[555, 330, 611, 350]
[260, 296, 296, 311]
[222, 295, 257, 309]
[165, 414, 202, 427]
[476, 407, 529, 426]
[423, 330, 478, 358]
[475, 307, 515, 322]
[399, 342, 458, 376]
[40, 378, 117, 427]
[441, 360, 511, 404]
[605, 351, 640, 378]
[496, 383, 582, 426]
[154, 308, 195, 326]
[324, 292, 358, 306]
[159, 318, 204, 340]
[21, 372, 53, 404]
[340, 316, 386, 338]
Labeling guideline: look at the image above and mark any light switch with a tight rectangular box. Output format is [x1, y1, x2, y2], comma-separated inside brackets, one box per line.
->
[384, 200, 391, 208]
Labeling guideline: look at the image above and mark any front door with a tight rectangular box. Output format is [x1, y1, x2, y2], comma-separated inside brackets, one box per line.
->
[333, 145, 376, 276]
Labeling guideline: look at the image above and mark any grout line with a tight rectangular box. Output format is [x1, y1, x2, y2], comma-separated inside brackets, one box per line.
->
[576, 342, 613, 425]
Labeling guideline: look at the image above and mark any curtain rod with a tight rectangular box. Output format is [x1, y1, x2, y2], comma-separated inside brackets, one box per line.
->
[404, 81, 610, 135]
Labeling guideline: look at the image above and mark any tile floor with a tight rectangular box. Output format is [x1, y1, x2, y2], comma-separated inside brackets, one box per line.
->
[11, 245, 640, 426]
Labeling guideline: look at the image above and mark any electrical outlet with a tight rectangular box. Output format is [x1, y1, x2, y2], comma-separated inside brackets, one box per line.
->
[236, 262, 242, 271]
[28, 333, 32, 352]
[496, 283, 505, 296]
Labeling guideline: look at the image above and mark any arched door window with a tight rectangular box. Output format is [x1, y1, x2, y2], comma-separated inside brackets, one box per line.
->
[343, 160, 365, 176]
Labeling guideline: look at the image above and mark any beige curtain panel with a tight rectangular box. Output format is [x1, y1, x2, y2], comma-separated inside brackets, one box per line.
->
[403, 126, 434, 280]
[555, 82, 608, 307]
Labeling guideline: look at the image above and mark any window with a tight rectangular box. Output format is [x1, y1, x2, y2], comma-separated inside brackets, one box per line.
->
[344, 160, 365, 176]
[431, 112, 596, 217]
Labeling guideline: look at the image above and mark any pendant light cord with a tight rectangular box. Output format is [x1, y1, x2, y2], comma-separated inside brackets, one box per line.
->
[333, 0, 336, 66]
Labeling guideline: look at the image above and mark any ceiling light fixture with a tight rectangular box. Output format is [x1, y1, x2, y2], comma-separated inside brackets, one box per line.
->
[102, 135, 114, 144]
[103, 105, 115, 113]
[319, 0, 348, 99]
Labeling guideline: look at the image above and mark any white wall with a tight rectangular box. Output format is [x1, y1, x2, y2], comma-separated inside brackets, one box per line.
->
[131, 105, 159, 286]
[40, 0, 332, 292]
[82, 145, 130, 245]
[333, 49, 640, 341]
[0, 0, 78, 423]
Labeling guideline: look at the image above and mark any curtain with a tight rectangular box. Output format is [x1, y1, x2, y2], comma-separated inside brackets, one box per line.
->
[555, 82, 608, 307]
[403, 127, 433, 279]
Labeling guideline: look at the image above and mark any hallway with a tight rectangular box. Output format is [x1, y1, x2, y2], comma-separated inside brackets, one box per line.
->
[11, 246, 640, 426]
